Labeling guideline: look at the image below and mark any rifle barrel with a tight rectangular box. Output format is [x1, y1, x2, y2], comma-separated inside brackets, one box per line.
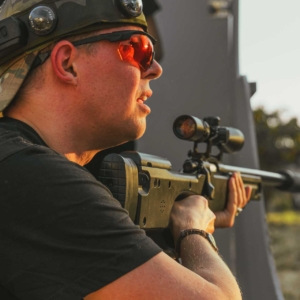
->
[218, 164, 300, 193]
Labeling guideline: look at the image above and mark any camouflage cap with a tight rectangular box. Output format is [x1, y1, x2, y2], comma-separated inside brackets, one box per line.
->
[0, 0, 147, 112]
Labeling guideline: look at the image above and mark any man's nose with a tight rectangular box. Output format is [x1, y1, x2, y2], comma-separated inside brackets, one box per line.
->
[142, 59, 163, 80]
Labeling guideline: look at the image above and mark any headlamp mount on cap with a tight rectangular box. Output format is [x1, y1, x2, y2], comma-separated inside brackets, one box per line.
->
[0, 6, 57, 58]
[28, 6, 57, 36]
[0, 0, 147, 66]
[118, 0, 143, 17]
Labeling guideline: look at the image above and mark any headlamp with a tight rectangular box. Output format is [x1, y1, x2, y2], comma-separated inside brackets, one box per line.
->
[118, 0, 143, 17]
[28, 6, 57, 36]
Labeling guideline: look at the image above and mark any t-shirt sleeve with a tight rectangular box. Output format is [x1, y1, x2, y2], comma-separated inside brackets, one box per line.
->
[143, 0, 160, 17]
[0, 145, 162, 300]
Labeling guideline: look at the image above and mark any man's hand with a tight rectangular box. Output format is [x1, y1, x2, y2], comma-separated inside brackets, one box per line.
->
[214, 172, 252, 228]
[169, 195, 216, 244]
[169, 171, 252, 242]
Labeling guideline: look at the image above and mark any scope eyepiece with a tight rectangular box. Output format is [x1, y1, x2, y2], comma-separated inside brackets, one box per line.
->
[221, 127, 244, 153]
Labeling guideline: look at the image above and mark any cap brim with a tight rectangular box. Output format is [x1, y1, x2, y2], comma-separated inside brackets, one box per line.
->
[0, 52, 38, 112]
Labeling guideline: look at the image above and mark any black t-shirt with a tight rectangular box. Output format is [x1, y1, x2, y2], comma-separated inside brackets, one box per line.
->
[0, 117, 161, 300]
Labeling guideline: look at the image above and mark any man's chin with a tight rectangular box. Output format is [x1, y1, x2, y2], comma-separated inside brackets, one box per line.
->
[134, 125, 147, 140]
[107, 123, 146, 147]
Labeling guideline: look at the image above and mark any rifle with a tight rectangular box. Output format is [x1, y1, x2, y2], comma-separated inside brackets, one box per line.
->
[97, 115, 300, 251]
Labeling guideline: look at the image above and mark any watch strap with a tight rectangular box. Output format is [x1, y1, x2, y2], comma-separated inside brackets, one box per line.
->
[175, 228, 219, 258]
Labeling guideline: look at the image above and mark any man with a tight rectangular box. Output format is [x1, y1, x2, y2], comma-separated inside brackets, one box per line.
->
[0, 0, 251, 299]
[84, 0, 163, 176]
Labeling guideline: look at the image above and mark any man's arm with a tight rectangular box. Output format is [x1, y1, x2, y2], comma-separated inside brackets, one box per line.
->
[84, 197, 241, 300]
[85, 173, 249, 300]
[85, 248, 240, 300]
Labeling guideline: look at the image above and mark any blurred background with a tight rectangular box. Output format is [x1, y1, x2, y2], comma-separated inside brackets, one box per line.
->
[240, 1, 300, 299]
[240, 0, 300, 122]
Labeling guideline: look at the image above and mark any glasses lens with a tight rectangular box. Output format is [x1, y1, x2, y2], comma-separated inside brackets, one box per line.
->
[118, 34, 154, 71]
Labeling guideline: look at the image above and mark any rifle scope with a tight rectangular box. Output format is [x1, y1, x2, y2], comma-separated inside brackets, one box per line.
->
[173, 115, 245, 153]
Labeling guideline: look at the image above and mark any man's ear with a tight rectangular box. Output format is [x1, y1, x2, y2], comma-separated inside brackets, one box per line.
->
[50, 40, 79, 85]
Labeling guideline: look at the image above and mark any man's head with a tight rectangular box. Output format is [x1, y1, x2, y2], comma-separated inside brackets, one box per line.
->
[0, 0, 162, 155]
[0, 0, 150, 112]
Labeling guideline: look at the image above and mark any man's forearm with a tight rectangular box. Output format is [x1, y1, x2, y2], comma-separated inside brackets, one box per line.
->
[180, 235, 242, 300]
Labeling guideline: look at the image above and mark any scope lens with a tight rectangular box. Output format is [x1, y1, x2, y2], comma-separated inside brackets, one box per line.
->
[174, 117, 196, 139]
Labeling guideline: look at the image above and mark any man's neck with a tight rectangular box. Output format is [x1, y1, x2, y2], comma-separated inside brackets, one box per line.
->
[6, 109, 100, 166]
[64, 150, 100, 166]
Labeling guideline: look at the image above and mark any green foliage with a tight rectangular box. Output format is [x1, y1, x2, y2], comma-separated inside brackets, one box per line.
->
[268, 223, 300, 299]
[265, 190, 293, 211]
[253, 107, 300, 172]
[253, 107, 300, 211]
[267, 211, 300, 225]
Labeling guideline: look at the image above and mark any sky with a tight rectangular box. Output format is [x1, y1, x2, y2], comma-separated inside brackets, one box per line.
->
[239, 0, 300, 122]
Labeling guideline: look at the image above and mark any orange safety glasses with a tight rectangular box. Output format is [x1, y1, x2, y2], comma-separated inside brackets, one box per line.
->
[72, 30, 156, 71]
[32, 30, 156, 72]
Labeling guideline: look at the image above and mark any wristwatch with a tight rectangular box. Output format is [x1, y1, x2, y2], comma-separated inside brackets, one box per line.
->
[175, 229, 219, 257]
